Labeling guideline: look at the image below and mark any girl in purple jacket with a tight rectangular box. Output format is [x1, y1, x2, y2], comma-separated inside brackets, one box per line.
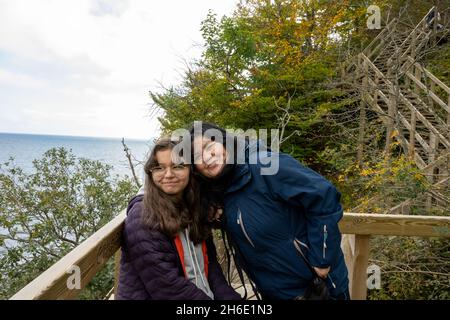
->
[116, 137, 240, 300]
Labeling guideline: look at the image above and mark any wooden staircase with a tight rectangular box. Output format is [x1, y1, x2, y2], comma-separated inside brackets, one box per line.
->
[344, 6, 449, 213]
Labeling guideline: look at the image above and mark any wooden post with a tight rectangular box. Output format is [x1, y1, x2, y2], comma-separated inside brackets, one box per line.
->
[341, 234, 355, 295]
[113, 249, 121, 299]
[357, 60, 368, 167]
[351, 235, 370, 300]
[429, 80, 435, 108]
[374, 74, 379, 103]
[414, 65, 422, 95]
[409, 111, 416, 159]
[357, 102, 367, 167]
[447, 95, 450, 141]
[432, 8, 437, 47]
[385, 79, 396, 156]
[410, 30, 417, 61]
[426, 133, 438, 211]
[428, 133, 438, 182]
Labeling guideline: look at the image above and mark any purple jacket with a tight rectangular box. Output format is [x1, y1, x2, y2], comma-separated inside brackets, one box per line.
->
[116, 195, 241, 300]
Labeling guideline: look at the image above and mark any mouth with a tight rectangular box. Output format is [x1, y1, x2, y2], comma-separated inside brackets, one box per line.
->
[206, 160, 223, 169]
[162, 181, 179, 186]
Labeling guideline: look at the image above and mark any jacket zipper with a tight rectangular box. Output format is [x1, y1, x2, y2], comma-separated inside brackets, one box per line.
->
[328, 273, 337, 289]
[323, 225, 328, 259]
[237, 209, 255, 248]
[293, 238, 309, 251]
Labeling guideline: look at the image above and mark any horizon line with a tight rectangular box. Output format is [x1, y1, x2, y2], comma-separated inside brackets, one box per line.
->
[0, 131, 153, 142]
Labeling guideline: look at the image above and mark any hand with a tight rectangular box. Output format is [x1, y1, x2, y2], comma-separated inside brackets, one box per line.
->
[213, 208, 223, 221]
[313, 266, 331, 279]
[207, 207, 223, 222]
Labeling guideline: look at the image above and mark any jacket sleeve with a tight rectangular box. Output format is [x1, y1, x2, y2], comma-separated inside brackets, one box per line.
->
[123, 202, 212, 300]
[261, 152, 344, 268]
[205, 237, 242, 300]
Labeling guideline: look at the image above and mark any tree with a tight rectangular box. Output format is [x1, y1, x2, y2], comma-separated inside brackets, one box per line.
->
[0, 148, 137, 299]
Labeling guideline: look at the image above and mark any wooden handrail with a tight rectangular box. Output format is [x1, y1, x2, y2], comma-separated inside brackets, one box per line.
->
[340, 213, 450, 237]
[405, 57, 450, 95]
[9, 211, 450, 300]
[363, 18, 398, 56]
[10, 211, 126, 300]
[360, 53, 450, 150]
[386, 6, 436, 68]
[405, 71, 450, 114]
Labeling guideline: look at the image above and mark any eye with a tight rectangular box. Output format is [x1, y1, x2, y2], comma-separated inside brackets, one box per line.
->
[173, 164, 187, 170]
[205, 141, 215, 152]
[151, 166, 164, 172]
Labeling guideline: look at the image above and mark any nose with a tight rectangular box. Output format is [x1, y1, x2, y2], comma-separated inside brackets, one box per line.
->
[163, 167, 176, 178]
[203, 151, 213, 165]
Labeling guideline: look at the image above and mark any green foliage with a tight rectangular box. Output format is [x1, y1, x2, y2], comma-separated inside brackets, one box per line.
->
[0, 148, 137, 299]
[149, 0, 450, 300]
[368, 236, 450, 300]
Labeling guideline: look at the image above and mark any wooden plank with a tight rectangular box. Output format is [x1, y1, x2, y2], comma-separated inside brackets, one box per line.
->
[10, 211, 126, 300]
[406, 57, 450, 96]
[357, 101, 366, 167]
[385, 83, 396, 154]
[397, 110, 431, 153]
[398, 88, 450, 149]
[350, 235, 370, 300]
[363, 19, 397, 57]
[409, 111, 416, 157]
[421, 152, 449, 173]
[341, 234, 355, 295]
[364, 92, 427, 169]
[406, 71, 450, 114]
[339, 213, 450, 238]
[113, 249, 122, 299]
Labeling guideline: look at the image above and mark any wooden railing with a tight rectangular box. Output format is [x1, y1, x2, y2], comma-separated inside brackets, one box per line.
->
[401, 56, 450, 127]
[363, 18, 398, 59]
[358, 53, 449, 172]
[386, 6, 437, 68]
[9, 211, 450, 300]
[10, 212, 125, 300]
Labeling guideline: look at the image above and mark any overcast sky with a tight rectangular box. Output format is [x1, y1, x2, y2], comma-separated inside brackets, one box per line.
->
[0, 0, 238, 140]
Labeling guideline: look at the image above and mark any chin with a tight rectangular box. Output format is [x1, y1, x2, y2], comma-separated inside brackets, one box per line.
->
[162, 187, 182, 195]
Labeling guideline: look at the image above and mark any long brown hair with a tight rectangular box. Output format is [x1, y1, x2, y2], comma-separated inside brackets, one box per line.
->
[142, 137, 210, 244]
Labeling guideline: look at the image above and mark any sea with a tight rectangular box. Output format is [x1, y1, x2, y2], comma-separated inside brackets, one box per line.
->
[0, 132, 154, 253]
[0, 132, 153, 181]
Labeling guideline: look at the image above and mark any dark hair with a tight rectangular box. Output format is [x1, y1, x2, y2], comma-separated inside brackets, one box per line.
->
[142, 137, 210, 244]
[187, 122, 238, 226]
[188, 121, 228, 149]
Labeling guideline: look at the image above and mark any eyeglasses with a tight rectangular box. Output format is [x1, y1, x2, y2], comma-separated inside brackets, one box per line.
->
[193, 141, 222, 162]
[149, 164, 188, 176]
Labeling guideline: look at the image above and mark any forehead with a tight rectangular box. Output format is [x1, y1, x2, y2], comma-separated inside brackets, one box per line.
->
[155, 149, 182, 165]
[193, 136, 214, 149]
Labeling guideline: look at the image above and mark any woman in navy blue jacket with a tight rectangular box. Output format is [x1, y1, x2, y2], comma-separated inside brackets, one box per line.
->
[188, 122, 349, 300]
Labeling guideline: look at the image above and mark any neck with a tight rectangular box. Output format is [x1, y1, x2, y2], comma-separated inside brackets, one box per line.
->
[170, 192, 184, 203]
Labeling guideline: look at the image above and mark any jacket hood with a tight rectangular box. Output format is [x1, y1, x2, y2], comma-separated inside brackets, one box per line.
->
[127, 194, 144, 214]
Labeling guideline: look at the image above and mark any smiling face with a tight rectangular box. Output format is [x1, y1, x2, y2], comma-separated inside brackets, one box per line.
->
[151, 149, 189, 197]
[193, 136, 227, 178]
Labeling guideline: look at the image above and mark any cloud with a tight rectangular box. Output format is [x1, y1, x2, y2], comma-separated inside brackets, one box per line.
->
[0, 0, 238, 139]
[0, 68, 48, 89]
[89, 0, 130, 17]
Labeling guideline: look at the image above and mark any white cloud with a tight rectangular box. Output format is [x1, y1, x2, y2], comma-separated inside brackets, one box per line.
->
[0, 0, 238, 139]
[0, 68, 48, 89]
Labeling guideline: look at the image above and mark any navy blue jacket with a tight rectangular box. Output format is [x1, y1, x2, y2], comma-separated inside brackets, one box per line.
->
[222, 140, 349, 299]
